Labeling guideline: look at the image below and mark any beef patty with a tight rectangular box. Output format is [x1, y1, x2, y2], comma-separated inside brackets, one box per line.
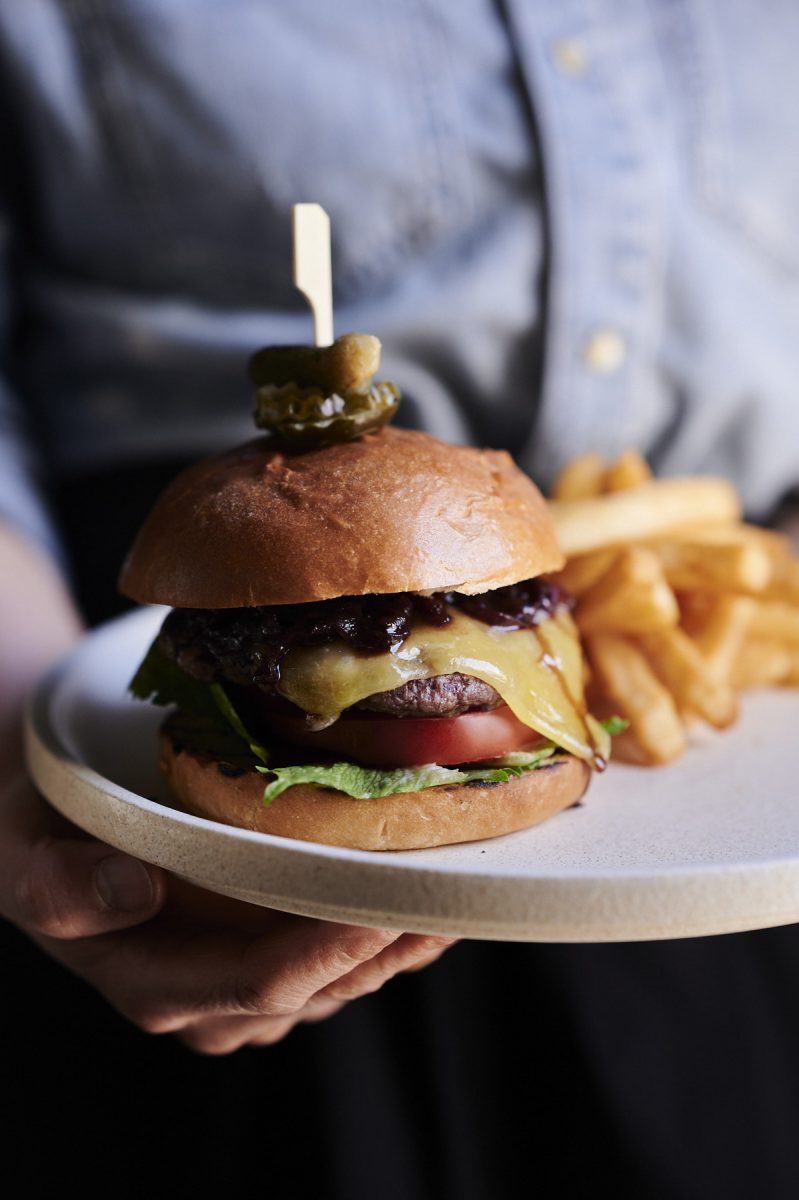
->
[355, 673, 501, 716]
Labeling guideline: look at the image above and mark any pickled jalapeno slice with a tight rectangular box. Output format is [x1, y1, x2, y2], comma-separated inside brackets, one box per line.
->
[249, 331, 399, 447]
[253, 380, 400, 447]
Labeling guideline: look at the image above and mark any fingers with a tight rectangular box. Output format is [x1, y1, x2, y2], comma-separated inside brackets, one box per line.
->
[172, 934, 457, 1056]
[81, 918, 402, 1033]
[232, 920, 405, 1018]
[175, 999, 347, 1056]
[176, 1014, 300, 1055]
[312, 932, 457, 1001]
[0, 778, 167, 939]
[74, 916, 454, 1037]
[2, 775, 459, 1051]
[399, 937, 459, 973]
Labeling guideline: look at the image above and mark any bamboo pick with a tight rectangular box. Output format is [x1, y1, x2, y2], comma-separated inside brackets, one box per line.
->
[292, 203, 333, 347]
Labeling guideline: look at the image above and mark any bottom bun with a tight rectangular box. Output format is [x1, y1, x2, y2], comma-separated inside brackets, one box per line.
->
[160, 729, 591, 851]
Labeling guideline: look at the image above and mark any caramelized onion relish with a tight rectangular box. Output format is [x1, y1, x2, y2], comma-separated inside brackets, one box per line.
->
[159, 580, 571, 689]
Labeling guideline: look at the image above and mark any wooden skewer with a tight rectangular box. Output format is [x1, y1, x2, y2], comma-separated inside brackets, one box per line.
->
[292, 203, 333, 347]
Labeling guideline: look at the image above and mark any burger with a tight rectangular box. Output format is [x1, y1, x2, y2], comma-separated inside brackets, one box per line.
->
[120, 335, 610, 851]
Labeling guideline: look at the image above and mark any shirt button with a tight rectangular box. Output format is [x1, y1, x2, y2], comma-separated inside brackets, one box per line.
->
[582, 328, 627, 373]
[552, 38, 588, 78]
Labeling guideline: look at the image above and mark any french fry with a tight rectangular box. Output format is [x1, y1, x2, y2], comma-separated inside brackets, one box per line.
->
[785, 647, 799, 685]
[547, 450, 799, 771]
[603, 449, 652, 493]
[749, 601, 799, 646]
[638, 629, 737, 729]
[550, 477, 741, 556]
[574, 548, 679, 635]
[676, 590, 716, 635]
[606, 727, 663, 766]
[737, 524, 791, 560]
[659, 521, 791, 560]
[692, 596, 756, 683]
[765, 558, 799, 605]
[649, 540, 772, 595]
[551, 451, 606, 501]
[547, 549, 617, 597]
[732, 639, 793, 689]
[586, 634, 686, 764]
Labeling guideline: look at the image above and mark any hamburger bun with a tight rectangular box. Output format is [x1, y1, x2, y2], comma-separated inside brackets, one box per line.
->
[124, 423, 596, 851]
[160, 724, 590, 851]
[119, 427, 563, 608]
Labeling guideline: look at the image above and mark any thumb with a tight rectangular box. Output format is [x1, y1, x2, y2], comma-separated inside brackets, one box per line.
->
[1, 777, 166, 939]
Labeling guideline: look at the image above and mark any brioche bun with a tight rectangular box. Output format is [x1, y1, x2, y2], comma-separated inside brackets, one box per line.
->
[124, 425, 589, 850]
[119, 428, 563, 608]
[160, 724, 590, 851]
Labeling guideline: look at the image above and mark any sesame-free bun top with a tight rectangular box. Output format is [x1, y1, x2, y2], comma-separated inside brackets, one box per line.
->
[119, 428, 563, 608]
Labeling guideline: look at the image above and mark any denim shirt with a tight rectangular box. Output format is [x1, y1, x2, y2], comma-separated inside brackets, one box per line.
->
[1, 0, 798, 558]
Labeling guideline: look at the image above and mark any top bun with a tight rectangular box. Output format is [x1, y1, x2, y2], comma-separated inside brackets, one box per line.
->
[119, 428, 563, 608]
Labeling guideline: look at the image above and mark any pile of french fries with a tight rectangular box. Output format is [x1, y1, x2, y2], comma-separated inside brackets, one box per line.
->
[547, 450, 799, 766]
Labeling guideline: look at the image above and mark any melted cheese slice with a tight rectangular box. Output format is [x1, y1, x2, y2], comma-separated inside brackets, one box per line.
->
[278, 607, 601, 765]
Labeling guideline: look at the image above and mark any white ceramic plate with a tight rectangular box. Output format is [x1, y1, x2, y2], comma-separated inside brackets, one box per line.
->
[24, 605, 799, 942]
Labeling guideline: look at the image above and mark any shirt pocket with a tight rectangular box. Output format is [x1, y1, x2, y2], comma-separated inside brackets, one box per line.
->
[659, 0, 799, 278]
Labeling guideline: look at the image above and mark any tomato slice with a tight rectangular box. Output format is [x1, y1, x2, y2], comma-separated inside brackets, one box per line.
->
[265, 704, 544, 768]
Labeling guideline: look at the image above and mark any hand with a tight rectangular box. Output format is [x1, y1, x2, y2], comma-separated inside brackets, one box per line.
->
[0, 524, 455, 1053]
[1, 776, 455, 1055]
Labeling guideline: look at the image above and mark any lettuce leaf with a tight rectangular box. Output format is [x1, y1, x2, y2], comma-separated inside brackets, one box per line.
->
[208, 683, 269, 765]
[162, 711, 263, 769]
[130, 638, 269, 763]
[256, 743, 557, 806]
[130, 639, 220, 718]
[600, 715, 629, 735]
